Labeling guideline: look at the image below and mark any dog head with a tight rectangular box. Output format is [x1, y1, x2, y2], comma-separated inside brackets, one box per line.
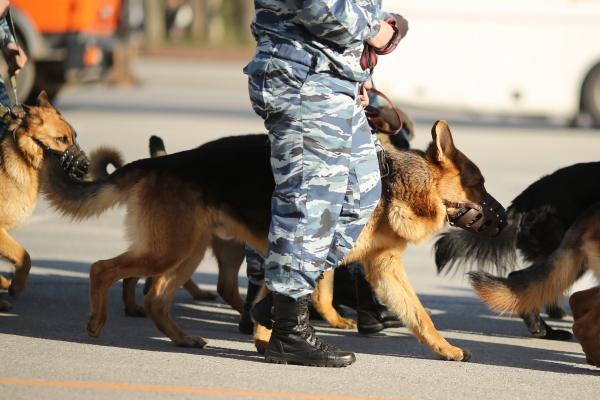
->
[426, 120, 507, 238]
[11, 91, 90, 179]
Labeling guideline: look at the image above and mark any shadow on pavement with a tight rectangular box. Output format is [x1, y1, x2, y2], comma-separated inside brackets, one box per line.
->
[1, 259, 596, 374]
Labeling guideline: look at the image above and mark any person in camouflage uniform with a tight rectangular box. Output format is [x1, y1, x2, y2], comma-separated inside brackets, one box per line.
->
[0, 5, 27, 137]
[243, 0, 406, 367]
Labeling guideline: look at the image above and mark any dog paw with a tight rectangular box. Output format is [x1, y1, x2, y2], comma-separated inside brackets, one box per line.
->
[254, 325, 272, 355]
[178, 335, 208, 348]
[0, 300, 12, 312]
[124, 305, 147, 317]
[8, 282, 25, 299]
[436, 347, 471, 362]
[329, 317, 357, 329]
[540, 328, 572, 341]
[85, 314, 105, 338]
[191, 290, 218, 301]
[255, 338, 268, 355]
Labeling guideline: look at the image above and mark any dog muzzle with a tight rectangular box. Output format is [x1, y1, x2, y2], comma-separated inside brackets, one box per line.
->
[36, 139, 90, 180]
[444, 193, 508, 238]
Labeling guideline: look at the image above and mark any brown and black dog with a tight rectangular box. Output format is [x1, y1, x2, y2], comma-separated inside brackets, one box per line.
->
[40, 120, 491, 361]
[0, 92, 92, 311]
[470, 201, 600, 367]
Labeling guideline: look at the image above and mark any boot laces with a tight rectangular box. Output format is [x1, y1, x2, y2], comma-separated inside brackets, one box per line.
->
[300, 324, 333, 351]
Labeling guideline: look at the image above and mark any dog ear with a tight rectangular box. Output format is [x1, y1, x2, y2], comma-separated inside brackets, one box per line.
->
[430, 120, 456, 162]
[36, 91, 54, 109]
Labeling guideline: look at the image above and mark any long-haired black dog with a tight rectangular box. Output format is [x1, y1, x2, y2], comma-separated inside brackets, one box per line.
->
[434, 161, 600, 340]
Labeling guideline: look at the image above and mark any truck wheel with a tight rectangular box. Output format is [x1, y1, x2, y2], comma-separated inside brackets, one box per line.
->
[582, 64, 600, 128]
[25, 61, 65, 105]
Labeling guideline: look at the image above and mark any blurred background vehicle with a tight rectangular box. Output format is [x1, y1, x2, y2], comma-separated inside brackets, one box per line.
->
[377, 0, 600, 127]
[1, 0, 136, 104]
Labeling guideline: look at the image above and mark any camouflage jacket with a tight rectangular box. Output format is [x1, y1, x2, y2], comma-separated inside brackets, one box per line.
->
[248, 0, 391, 83]
[0, 18, 14, 49]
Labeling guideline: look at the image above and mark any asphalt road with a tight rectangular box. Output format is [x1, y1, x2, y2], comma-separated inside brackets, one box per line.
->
[1, 57, 600, 400]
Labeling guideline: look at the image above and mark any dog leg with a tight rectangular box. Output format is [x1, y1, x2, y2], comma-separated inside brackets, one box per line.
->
[182, 279, 218, 300]
[545, 303, 568, 319]
[313, 270, 356, 329]
[365, 253, 471, 362]
[122, 277, 146, 317]
[0, 275, 11, 290]
[0, 299, 11, 311]
[143, 247, 210, 348]
[0, 230, 31, 299]
[253, 284, 272, 354]
[572, 298, 600, 367]
[143, 276, 153, 295]
[212, 238, 246, 314]
[87, 251, 183, 338]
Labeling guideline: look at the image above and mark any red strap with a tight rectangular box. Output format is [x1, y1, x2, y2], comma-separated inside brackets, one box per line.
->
[360, 18, 402, 71]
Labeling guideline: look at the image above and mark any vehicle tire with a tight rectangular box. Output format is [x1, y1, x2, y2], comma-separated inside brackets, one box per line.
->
[25, 61, 65, 105]
[581, 64, 600, 128]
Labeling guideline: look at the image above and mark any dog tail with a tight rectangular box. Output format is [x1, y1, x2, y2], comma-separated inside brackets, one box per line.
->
[87, 146, 125, 180]
[468, 208, 595, 314]
[434, 208, 520, 276]
[149, 135, 166, 158]
[40, 152, 138, 221]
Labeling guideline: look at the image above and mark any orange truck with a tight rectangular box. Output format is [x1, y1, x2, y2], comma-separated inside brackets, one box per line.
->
[7, 0, 124, 103]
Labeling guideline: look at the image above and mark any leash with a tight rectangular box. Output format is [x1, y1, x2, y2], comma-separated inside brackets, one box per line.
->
[364, 87, 403, 135]
[360, 16, 402, 73]
[5, 10, 25, 118]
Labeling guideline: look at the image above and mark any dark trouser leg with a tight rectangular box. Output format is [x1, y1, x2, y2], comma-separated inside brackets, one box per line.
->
[239, 281, 263, 334]
[355, 273, 404, 335]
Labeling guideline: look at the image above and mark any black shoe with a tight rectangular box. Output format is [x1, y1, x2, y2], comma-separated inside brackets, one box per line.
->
[356, 274, 404, 335]
[239, 281, 262, 335]
[265, 293, 356, 367]
[249, 292, 273, 329]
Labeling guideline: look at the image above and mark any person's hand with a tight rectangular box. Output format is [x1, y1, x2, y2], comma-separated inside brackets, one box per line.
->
[367, 19, 394, 49]
[2, 42, 27, 76]
[0, 0, 9, 19]
[360, 80, 373, 108]
[359, 86, 369, 108]
[391, 14, 409, 39]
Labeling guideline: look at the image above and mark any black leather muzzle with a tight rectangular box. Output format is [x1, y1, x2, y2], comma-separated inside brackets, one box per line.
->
[445, 193, 508, 238]
[35, 138, 90, 180]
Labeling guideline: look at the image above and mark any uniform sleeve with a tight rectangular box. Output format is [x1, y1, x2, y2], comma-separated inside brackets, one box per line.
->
[0, 18, 15, 48]
[297, 0, 381, 47]
[376, 8, 393, 21]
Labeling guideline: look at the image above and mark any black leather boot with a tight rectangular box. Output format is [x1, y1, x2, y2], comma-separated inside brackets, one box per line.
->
[265, 293, 356, 367]
[239, 281, 263, 335]
[356, 274, 404, 335]
[249, 292, 273, 329]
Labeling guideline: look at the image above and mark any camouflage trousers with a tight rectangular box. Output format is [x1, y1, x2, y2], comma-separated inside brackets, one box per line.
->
[245, 245, 366, 287]
[245, 55, 381, 299]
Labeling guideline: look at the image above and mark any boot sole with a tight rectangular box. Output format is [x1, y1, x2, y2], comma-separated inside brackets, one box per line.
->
[265, 351, 355, 368]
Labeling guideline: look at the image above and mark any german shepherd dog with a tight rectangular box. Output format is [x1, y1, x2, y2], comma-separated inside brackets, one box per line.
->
[434, 162, 600, 340]
[0, 92, 92, 311]
[40, 120, 490, 362]
[469, 201, 600, 367]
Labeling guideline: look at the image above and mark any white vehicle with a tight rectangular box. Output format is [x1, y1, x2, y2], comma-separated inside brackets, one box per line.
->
[377, 0, 600, 126]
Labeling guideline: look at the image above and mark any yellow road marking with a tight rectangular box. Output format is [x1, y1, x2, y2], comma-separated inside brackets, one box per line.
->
[0, 378, 398, 400]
